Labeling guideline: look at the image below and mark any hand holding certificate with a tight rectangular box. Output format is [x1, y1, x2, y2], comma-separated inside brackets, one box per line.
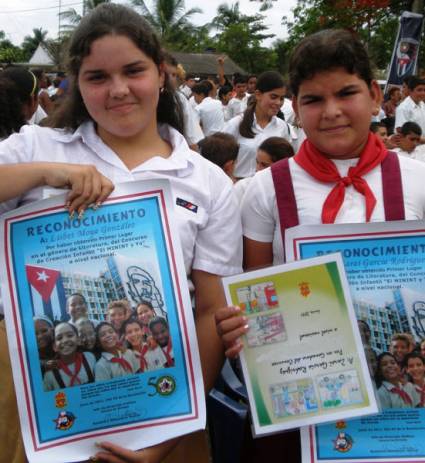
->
[222, 253, 377, 436]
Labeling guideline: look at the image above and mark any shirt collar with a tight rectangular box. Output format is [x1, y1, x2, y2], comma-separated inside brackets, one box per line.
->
[50, 121, 196, 176]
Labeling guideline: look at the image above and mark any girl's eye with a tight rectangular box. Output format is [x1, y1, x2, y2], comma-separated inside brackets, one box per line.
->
[127, 67, 144, 75]
[340, 90, 357, 98]
[88, 73, 106, 82]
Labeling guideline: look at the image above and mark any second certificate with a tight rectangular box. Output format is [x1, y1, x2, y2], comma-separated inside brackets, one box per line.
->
[223, 253, 377, 436]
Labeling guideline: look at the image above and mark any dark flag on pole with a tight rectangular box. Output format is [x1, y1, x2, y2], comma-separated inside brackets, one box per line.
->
[385, 11, 424, 93]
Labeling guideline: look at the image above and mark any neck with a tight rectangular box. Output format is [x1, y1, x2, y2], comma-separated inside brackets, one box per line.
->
[387, 378, 400, 386]
[105, 346, 120, 355]
[255, 107, 271, 128]
[97, 123, 172, 170]
[60, 352, 77, 364]
[414, 378, 425, 387]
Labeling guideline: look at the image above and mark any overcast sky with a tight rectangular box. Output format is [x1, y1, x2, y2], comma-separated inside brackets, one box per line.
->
[0, 0, 297, 46]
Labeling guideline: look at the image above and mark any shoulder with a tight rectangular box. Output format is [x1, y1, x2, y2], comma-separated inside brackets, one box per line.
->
[166, 125, 234, 189]
[223, 115, 243, 131]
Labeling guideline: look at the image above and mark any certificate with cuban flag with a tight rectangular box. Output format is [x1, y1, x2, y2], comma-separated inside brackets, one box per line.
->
[0, 180, 205, 463]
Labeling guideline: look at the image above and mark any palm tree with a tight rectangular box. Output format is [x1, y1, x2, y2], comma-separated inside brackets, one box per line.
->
[21, 28, 48, 60]
[59, 0, 111, 36]
[131, 0, 203, 49]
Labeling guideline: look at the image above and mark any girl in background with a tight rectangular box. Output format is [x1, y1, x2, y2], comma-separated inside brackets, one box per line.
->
[375, 352, 418, 409]
[223, 71, 292, 179]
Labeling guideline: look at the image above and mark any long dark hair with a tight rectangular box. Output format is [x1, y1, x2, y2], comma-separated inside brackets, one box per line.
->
[48, 3, 183, 133]
[239, 71, 284, 139]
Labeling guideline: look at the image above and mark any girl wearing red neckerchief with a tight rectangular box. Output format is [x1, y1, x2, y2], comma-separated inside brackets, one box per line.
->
[43, 322, 96, 391]
[376, 352, 419, 409]
[216, 28, 425, 461]
[94, 322, 140, 381]
[405, 352, 425, 407]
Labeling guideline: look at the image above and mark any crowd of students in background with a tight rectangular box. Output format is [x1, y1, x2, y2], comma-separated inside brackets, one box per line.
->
[34, 294, 174, 391]
[358, 320, 425, 409]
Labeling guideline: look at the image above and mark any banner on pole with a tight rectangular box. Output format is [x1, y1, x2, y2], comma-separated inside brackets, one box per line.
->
[386, 11, 424, 93]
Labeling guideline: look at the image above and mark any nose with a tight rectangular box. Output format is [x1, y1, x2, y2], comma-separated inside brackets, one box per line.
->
[321, 98, 342, 120]
[109, 75, 129, 99]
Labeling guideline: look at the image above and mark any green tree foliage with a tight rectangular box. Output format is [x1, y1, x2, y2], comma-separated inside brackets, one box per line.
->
[131, 0, 206, 51]
[210, 2, 277, 73]
[282, 0, 415, 72]
[21, 28, 48, 61]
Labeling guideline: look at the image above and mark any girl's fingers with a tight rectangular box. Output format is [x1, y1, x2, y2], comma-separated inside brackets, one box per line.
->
[225, 341, 244, 359]
[215, 305, 242, 323]
[94, 441, 144, 463]
[96, 177, 114, 206]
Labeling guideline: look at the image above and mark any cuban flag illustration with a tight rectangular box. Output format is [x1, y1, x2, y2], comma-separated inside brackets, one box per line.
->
[26, 264, 67, 322]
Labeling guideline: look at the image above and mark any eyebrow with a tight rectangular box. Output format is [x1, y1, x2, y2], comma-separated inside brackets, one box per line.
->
[299, 84, 361, 102]
[82, 60, 146, 76]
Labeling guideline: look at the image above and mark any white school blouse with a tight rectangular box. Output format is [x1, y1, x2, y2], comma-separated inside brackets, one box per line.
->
[0, 122, 243, 288]
[223, 114, 292, 178]
[43, 351, 96, 391]
[242, 156, 425, 264]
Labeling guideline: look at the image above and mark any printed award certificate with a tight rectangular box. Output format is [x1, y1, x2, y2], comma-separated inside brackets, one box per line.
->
[222, 253, 377, 436]
[286, 220, 425, 463]
[0, 180, 205, 463]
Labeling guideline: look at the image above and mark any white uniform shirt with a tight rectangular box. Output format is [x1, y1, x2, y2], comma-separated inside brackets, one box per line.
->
[227, 95, 249, 120]
[43, 351, 96, 391]
[393, 145, 425, 162]
[222, 103, 233, 122]
[179, 84, 192, 99]
[395, 96, 425, 133]
[195, 97, 225, 136]
[223, 114, 292, 178]
[233, 177, 252, 205]
[176, 91, 204, 145]
[95, 349, 140, 381]
[281, 98, 295, 125]
[377, 381, 419, 409]
[28, 105, 47, 125]
[144, 345, 174, 371]
[242, 156, 425, 264]
[0, 122, 243, 287]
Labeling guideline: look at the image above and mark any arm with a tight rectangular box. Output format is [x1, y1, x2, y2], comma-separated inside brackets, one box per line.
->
[217, 56, 226, 87]
[192, 269, 226, 391]
[38, 91, 54, 115]
[0, 162, 113, 214]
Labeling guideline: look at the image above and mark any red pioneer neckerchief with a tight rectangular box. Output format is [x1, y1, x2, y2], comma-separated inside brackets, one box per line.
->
[389, 385, 413, 405]
[415, 383, 425, 407]
[161, 340, 174, 367]
[58, 352, 83, 386]
[110, 354, 133, 372]
[294, 133, 388, 223]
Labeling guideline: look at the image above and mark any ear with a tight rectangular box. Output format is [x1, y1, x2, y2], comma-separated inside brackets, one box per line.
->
[369, 80, 383, 115]
[223, 159, 235, 177]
